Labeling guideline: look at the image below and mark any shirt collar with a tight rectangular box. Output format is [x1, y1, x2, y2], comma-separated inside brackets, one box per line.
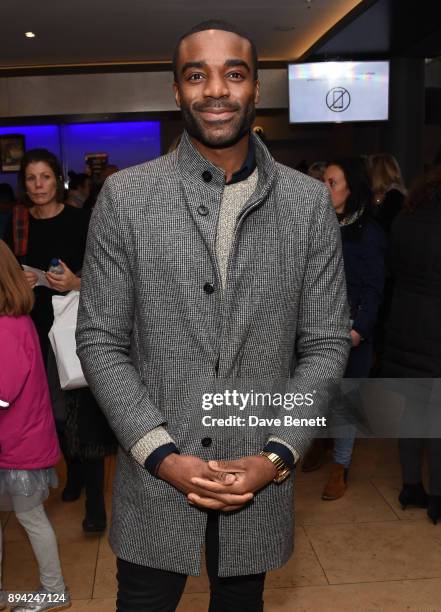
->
[177, 130, 275, 197]
[225, 136, 256, 185]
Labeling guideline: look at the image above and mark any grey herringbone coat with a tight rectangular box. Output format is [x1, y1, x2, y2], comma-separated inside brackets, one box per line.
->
[76, 131, 350, 577]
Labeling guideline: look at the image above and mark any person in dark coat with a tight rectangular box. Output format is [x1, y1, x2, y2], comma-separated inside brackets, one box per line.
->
[382, 164, 441, 524]
[369, 153, 407, 375]
[320, 157, 386, 499]
[369, 153, 406, 235]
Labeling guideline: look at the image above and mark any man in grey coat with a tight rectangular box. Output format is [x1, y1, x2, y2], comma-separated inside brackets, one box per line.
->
[76, 19, 350, 612]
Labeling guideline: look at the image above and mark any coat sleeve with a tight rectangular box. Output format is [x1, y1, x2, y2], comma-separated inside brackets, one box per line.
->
[75, 179, 176, 455]
[269, 187, 352, 458]
[352, 223, 386, 339]
[0, 329, 31, 408]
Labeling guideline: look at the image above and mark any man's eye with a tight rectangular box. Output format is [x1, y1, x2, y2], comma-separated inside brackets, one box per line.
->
[227, 72, 244, 80]
[188, 73, 204, 81]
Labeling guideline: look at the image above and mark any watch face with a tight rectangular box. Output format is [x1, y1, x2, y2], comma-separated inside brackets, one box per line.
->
[274, 468, 291, 484]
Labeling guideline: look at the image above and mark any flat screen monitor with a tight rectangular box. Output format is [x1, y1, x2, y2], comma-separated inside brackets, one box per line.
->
[288, 61, 389, 124]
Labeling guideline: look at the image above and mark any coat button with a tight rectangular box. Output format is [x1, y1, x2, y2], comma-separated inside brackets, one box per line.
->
[201, 437, 212, 447]
[202, 170, 212, 183]
[203, 282, 215, 294]
[197, 205, 209, 216]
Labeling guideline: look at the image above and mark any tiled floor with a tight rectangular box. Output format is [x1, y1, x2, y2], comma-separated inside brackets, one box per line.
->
[2, 440, 441, 611]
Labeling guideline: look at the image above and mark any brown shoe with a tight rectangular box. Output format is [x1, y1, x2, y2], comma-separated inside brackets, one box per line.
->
[302, 439, 326, 472]
[322, 463, 348, 500]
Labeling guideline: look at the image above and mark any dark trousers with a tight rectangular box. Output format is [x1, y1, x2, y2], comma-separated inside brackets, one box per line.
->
[116, 511, 266, 612]
[344, 338, 373, 379]
[69, 455, 106, 521]
[399, 438, 441, 495]
[60, 431, 106, 522]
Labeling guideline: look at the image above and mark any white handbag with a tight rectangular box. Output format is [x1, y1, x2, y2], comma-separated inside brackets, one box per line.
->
[48, 290, 88, 390]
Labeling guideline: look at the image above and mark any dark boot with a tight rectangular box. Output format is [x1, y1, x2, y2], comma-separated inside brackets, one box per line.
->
[427, 495, 441, 525]
[83, 457, 106, 533]
[398, 482, 428, 510]
[62, 456, 84, 502]
[322, 463, 348, 500]
[302, 439, 326, 472]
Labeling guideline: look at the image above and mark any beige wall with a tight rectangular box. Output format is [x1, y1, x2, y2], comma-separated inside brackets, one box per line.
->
[1, 64, 438, 180]
[0, 69, 288, 117]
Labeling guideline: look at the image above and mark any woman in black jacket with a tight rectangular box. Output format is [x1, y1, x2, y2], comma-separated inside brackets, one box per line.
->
[369, 153, 407, 375]
[5, 148, 117, 533]
[321, 157, 386, 500]
[382, 165, 441, 524]
[369, 153, 406, 235]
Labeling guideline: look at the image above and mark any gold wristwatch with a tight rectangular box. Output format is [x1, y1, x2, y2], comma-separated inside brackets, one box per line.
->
[260, 451, 291, 484]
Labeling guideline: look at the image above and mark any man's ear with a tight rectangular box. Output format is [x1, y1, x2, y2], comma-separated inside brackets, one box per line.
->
[254, 79, 260, 105]
[173, 82, 181, 109]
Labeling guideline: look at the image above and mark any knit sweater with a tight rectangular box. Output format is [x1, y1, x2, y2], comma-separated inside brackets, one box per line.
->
[215, 169, 258, 287]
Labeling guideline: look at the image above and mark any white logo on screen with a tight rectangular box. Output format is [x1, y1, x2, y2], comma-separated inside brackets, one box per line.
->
[326, 87, 351, 112]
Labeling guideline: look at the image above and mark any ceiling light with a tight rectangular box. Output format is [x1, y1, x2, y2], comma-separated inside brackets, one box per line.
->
[25, 32, 36, 38]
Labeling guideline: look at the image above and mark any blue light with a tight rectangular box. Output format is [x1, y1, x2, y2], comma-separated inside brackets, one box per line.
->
[0, 125, 61, 155]
[0, 125, 60, 191]
[0, 121, 161, 192]
[60, 122, 161, 174]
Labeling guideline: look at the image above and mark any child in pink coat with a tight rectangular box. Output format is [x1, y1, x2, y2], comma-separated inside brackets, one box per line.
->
[0, 240, 70, 611]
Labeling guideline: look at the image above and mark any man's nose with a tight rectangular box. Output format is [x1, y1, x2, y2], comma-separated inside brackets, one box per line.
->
[203, 74, 230, 98]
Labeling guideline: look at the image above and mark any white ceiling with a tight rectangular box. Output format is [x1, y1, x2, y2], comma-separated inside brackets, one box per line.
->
[1, 0, 363, 69]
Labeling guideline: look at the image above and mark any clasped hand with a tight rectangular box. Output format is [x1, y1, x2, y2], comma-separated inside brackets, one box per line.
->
[157, 454, 277, 512]
[23, 260, 80, 292]
[45, 260, 80, 292]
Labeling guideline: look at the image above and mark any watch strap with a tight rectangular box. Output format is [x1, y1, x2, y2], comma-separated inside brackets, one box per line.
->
[260, 451, 291, 483]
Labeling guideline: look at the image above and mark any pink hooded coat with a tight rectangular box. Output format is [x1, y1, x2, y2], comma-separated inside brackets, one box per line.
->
[0, 315, 59, 469]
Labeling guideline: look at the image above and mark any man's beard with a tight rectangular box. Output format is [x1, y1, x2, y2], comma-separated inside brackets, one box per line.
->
[180, 98, 256, 149]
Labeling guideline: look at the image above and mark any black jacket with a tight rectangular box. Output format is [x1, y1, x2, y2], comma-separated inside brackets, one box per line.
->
[374, 188, 404, 235]
[383, 204, 441, 377]
[340, 211, 386, 340]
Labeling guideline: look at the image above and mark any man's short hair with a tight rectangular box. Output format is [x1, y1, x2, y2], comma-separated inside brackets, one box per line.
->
[172, 19, 258, 81]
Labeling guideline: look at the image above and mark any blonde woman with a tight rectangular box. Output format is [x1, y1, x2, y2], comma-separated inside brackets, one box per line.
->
[369, 154, 406, 375]
[307, 161, 327, 182]
[369, 153, 406, 234]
